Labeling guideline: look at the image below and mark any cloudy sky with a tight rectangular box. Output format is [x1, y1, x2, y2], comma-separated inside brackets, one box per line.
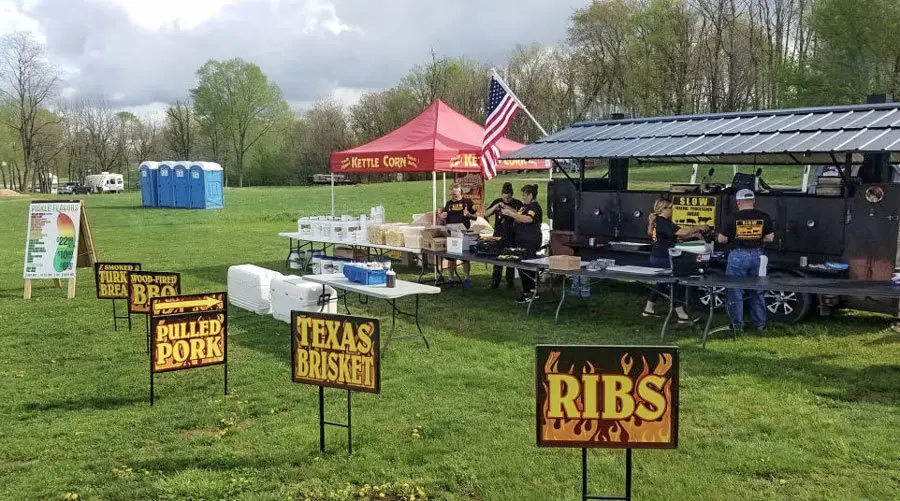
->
[1, 0, 589, 118]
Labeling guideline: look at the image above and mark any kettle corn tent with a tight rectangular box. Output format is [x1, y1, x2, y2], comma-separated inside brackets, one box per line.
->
[330, 100, 550, 217]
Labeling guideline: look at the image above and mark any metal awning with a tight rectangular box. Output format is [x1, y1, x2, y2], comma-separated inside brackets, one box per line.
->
[502, 103, 900, 164]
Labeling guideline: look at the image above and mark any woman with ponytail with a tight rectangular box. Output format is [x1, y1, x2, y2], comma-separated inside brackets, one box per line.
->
[643, 198, 709, 322]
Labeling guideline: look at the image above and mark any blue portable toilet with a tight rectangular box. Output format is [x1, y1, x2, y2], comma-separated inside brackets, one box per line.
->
[173, 162, 191, 208]
[139, 161, 159, 207]
[188, 162, 224, 209]
[157, 162, 175, 208]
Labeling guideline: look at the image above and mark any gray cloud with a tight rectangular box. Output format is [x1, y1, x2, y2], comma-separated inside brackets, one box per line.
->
[27, 0, 587, 108]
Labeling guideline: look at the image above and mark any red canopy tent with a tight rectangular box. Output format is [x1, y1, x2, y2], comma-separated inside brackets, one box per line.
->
[330, 99, 550, 174]
[329, 100, 550, 217]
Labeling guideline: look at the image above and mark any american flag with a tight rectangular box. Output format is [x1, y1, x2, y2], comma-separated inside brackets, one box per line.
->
[480, 75, 520, 180]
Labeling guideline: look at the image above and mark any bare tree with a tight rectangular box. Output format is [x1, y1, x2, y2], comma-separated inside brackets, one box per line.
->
[76, 99, 127, 174]
[0, 32, 60, 191]
[165, 99, 195, 159]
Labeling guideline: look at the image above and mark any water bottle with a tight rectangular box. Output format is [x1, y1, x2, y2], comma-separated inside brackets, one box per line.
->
[758, 254, 768, 277]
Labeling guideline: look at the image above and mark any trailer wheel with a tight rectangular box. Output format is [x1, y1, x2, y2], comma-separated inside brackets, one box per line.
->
[764, 271, 812, 324]
[692, 268, 727, 313]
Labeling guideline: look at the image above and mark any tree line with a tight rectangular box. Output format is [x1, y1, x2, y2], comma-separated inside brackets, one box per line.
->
[2, 0, 898, 191]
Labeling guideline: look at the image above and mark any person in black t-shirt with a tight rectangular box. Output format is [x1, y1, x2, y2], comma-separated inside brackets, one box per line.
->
[643, 198, 710, 323]
[483, 182, 523, 289]
[716, 189, 775, 332]
[501, 184, 543, 303]
[438, 183, 477, 287]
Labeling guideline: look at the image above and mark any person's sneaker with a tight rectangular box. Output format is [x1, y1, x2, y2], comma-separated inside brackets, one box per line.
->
[515, 294, 534, 304]
[755, 325, 767, 332]
[463, 278, 472, 288]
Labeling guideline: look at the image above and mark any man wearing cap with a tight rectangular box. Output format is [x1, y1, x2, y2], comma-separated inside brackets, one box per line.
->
[716, 189, 775, 332]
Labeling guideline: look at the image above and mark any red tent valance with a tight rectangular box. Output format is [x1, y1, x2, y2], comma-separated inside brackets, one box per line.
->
[330, 100, 550, 174]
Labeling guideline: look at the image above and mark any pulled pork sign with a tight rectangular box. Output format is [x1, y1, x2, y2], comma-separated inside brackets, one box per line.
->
[148, 292, 227, 405]
[150, 293, 227, 373]
[291, 311, 380, 393]
[535, 345, 679, 449]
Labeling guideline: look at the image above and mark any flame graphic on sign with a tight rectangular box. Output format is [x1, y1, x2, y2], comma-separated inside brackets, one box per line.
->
[540, 351, 674, 445]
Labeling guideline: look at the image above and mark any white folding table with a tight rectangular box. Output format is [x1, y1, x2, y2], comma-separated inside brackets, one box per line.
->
[302, 274, 441, 352]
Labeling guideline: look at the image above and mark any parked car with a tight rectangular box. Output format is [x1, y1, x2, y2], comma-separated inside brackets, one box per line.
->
[58, 182, 91, 195]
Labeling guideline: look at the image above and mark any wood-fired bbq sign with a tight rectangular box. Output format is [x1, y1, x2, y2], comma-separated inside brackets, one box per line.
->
[536, 345, 679, 449]
[128, 271, 181, 314]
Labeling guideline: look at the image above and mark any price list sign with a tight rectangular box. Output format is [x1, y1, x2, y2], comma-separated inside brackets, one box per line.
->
[23, 201, 82, 279]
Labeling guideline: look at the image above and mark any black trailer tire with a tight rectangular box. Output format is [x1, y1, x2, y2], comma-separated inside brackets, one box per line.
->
[692, 268, 727, 313]
[764, 271, 812, 324]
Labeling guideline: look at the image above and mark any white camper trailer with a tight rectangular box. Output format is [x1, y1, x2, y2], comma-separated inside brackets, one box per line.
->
[84, 172, 125, 193]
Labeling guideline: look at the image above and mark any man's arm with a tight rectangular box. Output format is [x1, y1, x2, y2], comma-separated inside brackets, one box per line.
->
[763, 232, 775, 243]
[716, 233, 729, 244]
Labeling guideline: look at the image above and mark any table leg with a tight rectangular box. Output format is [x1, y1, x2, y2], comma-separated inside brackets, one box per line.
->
[701, 292, 715, 348]
[526, 270, 535, 316]
[285, 238, 295, 267]
[382, 298, 397, 353]
[660, 283, 675, 342]
[555, 274, 568, 324]
[414, 294, 429, 350]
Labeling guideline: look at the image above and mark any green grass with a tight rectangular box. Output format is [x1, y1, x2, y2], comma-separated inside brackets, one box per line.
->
[1, 179, 898, 501]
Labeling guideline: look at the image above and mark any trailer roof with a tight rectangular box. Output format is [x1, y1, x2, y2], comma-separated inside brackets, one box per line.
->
[502, 102, 900, 165]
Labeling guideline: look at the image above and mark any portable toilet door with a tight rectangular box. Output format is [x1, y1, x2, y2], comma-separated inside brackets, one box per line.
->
[173, 163, 191, 208]
[157, 163, 175, 207]
[139, 161, 159, 207]
[203, 163, 224, 209]
[188, 163, 205, 208]
[189, 162, 224, 209]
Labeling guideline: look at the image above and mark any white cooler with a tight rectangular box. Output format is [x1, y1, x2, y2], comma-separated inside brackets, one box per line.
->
[270, 275, 338, 323]
[227, 264, 284, 314]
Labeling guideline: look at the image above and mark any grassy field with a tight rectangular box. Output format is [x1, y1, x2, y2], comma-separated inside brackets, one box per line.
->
[0, 176, 898, 501]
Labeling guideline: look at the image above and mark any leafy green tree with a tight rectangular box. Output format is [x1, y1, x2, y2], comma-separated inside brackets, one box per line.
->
[191, 58, 289, 187]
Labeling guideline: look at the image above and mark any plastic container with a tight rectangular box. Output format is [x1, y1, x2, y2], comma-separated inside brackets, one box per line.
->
[227, 264, 284, 314]
[343, 264, 387, 285]
[270, 275, 337, 323]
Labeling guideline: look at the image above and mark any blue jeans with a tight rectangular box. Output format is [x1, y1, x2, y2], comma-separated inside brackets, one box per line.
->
[726, 249, 767, 329]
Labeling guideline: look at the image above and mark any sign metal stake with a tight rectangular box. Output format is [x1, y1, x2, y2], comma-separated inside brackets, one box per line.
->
[318, 387, 353, 455]
[582, 448, 632, 501]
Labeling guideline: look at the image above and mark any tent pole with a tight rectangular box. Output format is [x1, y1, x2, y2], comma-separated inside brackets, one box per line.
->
[331, 173, 335, 217]
[442, 173, 446, 205]
[548, 160, 553, 182]
[432, 172, 437, 221]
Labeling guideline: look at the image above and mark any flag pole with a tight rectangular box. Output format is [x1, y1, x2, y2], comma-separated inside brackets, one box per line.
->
[490, 68, 552, 181]
[491, 68, 548, 137]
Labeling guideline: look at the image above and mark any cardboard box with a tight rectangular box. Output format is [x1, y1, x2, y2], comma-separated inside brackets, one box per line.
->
[423, 237, 447, 252]
[447, 237, 463, 254]
[422, 227, 449, 239]
[549, 255, 582, 271]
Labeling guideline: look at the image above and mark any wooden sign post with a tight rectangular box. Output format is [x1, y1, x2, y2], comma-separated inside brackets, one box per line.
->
[23, 200, 96, 299]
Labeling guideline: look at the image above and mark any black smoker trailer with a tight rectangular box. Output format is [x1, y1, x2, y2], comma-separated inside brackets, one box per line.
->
[503, 97, 900, 323]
